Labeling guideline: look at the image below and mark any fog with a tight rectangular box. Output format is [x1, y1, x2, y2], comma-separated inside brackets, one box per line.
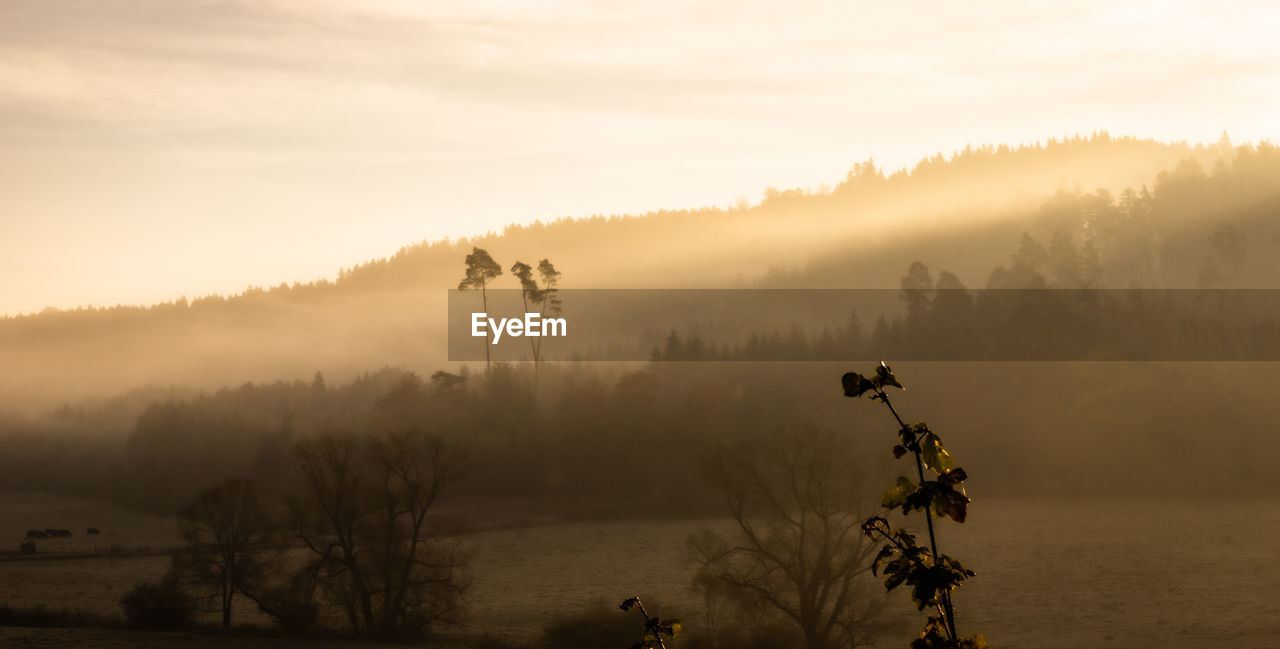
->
[3, 134, 1280, 648]
[1, 134, 1264, 413]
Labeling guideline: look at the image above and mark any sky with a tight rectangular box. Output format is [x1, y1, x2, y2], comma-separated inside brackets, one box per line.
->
[2, 0, 1278, 316]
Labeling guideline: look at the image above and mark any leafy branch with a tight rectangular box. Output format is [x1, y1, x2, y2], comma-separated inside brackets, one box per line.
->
[842, 363, 989, 649]
[619, 596, 681, 649]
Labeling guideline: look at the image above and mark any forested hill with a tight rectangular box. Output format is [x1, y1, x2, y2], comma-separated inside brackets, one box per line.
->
[3, 133, 1277, 413]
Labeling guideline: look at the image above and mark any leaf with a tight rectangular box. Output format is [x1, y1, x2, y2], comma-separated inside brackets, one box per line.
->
[841, 372, 875, 398]
[882, 476, 916, 509]
[910, 618, 953, 649]
[931, 487, 970, 523]
[937, 553, 975, 579]
[883, 556, 912, 591]
[658, 619, 682, 637]
[861, 516, 891, 539]
[892, 444, 908, 459]
[908, 566, 948, 610]
[903, 483, 936, 515]
[919, 432, 954, 472]
[874, 362, 904, 389]
[900, 426, 918, 447]
[871, 544, 896, 576]
[937, 467, 967, 486]
[892, 528, 921, 550]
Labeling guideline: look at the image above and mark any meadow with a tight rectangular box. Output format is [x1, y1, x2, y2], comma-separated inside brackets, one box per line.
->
[3, 493, 1278, 648]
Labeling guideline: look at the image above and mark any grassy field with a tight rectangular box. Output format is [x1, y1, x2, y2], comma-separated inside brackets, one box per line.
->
[3, 493, 1280, 648]
[0, 493, 179, 555]
[0, 626, 494, 649]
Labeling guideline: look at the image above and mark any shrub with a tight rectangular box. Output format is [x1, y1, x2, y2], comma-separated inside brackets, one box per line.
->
[0, 604, 116, 628]
[243, 570, 320, 633]
[120, 577, 195, 629]
[542, 598, 661, 649]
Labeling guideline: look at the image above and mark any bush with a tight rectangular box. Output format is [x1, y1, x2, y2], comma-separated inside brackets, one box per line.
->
[682, 574, 804, 649]
[120, 577, 194, 629]
[541, 598, 660, 649]
[0, 604, 117, 628]
[244, 570, 320, 633]
[682, 623, 799, 649]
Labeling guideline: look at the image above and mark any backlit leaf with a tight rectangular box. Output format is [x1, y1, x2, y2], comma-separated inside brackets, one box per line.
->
[842, 372, 876, 398]
[874, 362, 904, 389]
[919, 433, 954, 472]
[931, 487, 970, 523]
[882, 476, 916, 509]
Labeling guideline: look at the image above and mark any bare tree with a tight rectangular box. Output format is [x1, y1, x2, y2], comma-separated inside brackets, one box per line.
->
[292, 429, 468, 639]
[689, 424, 887, 649]
[175, 478, 271, 628]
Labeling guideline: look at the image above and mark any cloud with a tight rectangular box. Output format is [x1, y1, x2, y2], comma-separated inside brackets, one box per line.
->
[0, 0, 1277, 313]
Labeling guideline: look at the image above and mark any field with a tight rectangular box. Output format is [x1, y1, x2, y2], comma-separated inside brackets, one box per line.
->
[2, 493, 1279, 648]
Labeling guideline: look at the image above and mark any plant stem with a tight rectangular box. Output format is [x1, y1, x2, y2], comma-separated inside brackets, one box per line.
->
[878, 389, 959, 641]
[866, 524, 950, 625]
[632, 599, 667, 649]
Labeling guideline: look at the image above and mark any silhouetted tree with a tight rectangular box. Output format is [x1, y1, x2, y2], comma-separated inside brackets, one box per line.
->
[1209, 223, 1246, 285]
[1197, 255, 1226, 289]
[901, 261, 935, 329]
[986, 234, 1050, 290]
[292, 430, 468, 639]
[536, 259, 563, 362]
[929, 271, 975, 357]
[173, 478, 272, 629]
[510, 258, 563, 374]
[1080, 240, 1103, 288]
[689, 423, 885, 649]
[459, 247, 503, 371]
[1047, 232, 1082, 288]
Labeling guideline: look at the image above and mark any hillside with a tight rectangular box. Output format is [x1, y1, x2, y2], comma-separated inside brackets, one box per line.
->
[3, 133, 1276, 414]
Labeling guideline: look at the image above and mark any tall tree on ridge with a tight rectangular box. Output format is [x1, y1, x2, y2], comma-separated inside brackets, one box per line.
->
[459, 247, 503, 372]
[511, 258, 562, 380]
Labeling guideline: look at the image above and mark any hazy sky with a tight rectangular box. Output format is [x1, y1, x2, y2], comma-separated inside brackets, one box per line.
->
[2, 0, 1277, 316]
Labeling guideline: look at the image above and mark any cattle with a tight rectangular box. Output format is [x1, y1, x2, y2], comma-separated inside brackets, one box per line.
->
[87, 528, 101, 535]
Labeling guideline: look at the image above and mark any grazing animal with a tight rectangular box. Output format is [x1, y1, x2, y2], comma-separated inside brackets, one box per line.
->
[87, 528, 101, 535]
